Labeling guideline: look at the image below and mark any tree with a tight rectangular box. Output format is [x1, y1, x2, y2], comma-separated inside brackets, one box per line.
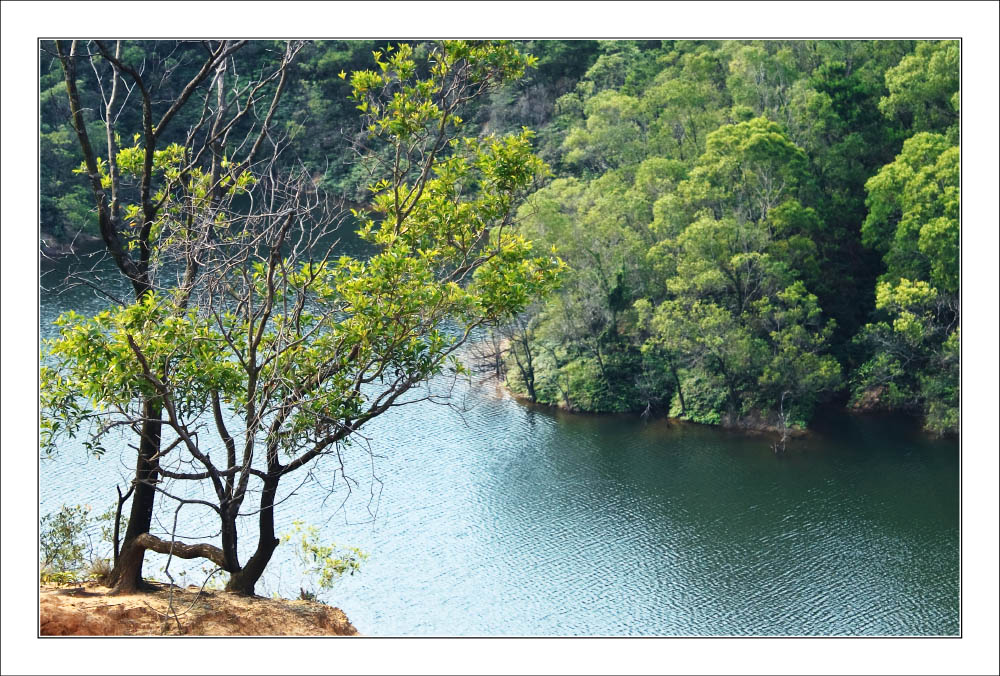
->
[658, 118, 814, 316]
[513, 172, 653, 412]
[851, 131, 959, 434]
[43, 40, 562, 595]
[645, 297, 760, 424]
[848, 40, 959, 434]
[643, 76, 726, 163]
[561, 90, 646, 172]
[862, 132, 959, 295]
[781, 50, 907, 343]
[751, 282, 842, 426]
[493, 305, 544, 403]
[879, 40, 959, 139]
[852, 280, 958, 434]
[724, 42, 799, 119]
[640, 117, 840, 427]
[49, 39, 301, 592]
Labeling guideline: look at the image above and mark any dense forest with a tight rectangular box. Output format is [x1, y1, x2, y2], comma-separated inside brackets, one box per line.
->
[40, 39, 959, 435]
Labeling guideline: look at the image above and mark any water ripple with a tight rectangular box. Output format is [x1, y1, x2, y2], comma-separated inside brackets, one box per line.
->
[41, 274, 958, 635]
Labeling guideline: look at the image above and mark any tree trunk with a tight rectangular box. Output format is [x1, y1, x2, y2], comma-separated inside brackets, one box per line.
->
[219, 503, 242, 574]
[225, 476, 280, 596]
[107, 399, 162, 594]
[670, 360, 686, 415]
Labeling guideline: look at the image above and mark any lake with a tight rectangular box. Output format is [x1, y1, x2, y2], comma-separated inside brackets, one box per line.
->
[39, 247, 959, 636]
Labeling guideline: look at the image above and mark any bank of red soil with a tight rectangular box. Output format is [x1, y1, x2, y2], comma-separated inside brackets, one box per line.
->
[40, 582, 358, 636]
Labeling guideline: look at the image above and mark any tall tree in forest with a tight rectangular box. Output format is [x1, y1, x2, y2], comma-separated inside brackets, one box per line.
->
[851, 39, 959, 435]
[853, 132, 959, 434]
[879, 40, 959, 139]
[645, 118, 840, 425]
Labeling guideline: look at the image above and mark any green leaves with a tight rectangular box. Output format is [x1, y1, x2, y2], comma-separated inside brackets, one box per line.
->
[350, 41, 532, 143]
[280, 521, 367, 596]
[346, 42, 562, 342]
[880, 40, 959, 137]
[41, 295, 245, 451]
[638, 115, 841, 427]
[850, 45, 959, 434]
[863, 132, 958, 293]
[40, 505, 94, 579]
[853, 278, 957, 433]
[692, 117, 810, 223]
[562, 90, 646, 170]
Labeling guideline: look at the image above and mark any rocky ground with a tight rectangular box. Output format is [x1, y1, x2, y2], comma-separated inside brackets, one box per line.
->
[39, 582, 358, 636]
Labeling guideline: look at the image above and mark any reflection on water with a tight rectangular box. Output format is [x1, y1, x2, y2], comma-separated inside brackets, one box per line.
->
[39, 246, 959, 636]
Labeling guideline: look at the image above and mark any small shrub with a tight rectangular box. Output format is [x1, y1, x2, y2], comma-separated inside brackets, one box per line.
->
[86, 558, 113, 584]
[39, 505, 92, 578]
[39, 503, 115, 585]
[40, 567, 80, 586]
[280, 521, 367, 602]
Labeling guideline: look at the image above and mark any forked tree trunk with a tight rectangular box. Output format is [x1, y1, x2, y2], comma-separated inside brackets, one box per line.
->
[219, 506, 242, 574]
[107, 399, 162, 594]
[225, 475, 280, 596]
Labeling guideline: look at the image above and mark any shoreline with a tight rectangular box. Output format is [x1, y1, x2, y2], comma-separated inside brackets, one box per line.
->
[40, 229, 102, 259]
[467, 364, 943, 441]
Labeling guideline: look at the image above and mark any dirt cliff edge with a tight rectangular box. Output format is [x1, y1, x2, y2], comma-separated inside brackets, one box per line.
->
[40, 582, 358, 636]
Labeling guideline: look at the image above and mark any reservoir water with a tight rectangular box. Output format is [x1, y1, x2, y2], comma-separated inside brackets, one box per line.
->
[39, 248, 959, 636]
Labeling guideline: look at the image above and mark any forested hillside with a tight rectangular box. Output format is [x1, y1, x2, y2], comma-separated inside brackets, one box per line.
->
[40, 39, 959, 435]
[499, 40, 959, 436]
[39, 40, 597, 240]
